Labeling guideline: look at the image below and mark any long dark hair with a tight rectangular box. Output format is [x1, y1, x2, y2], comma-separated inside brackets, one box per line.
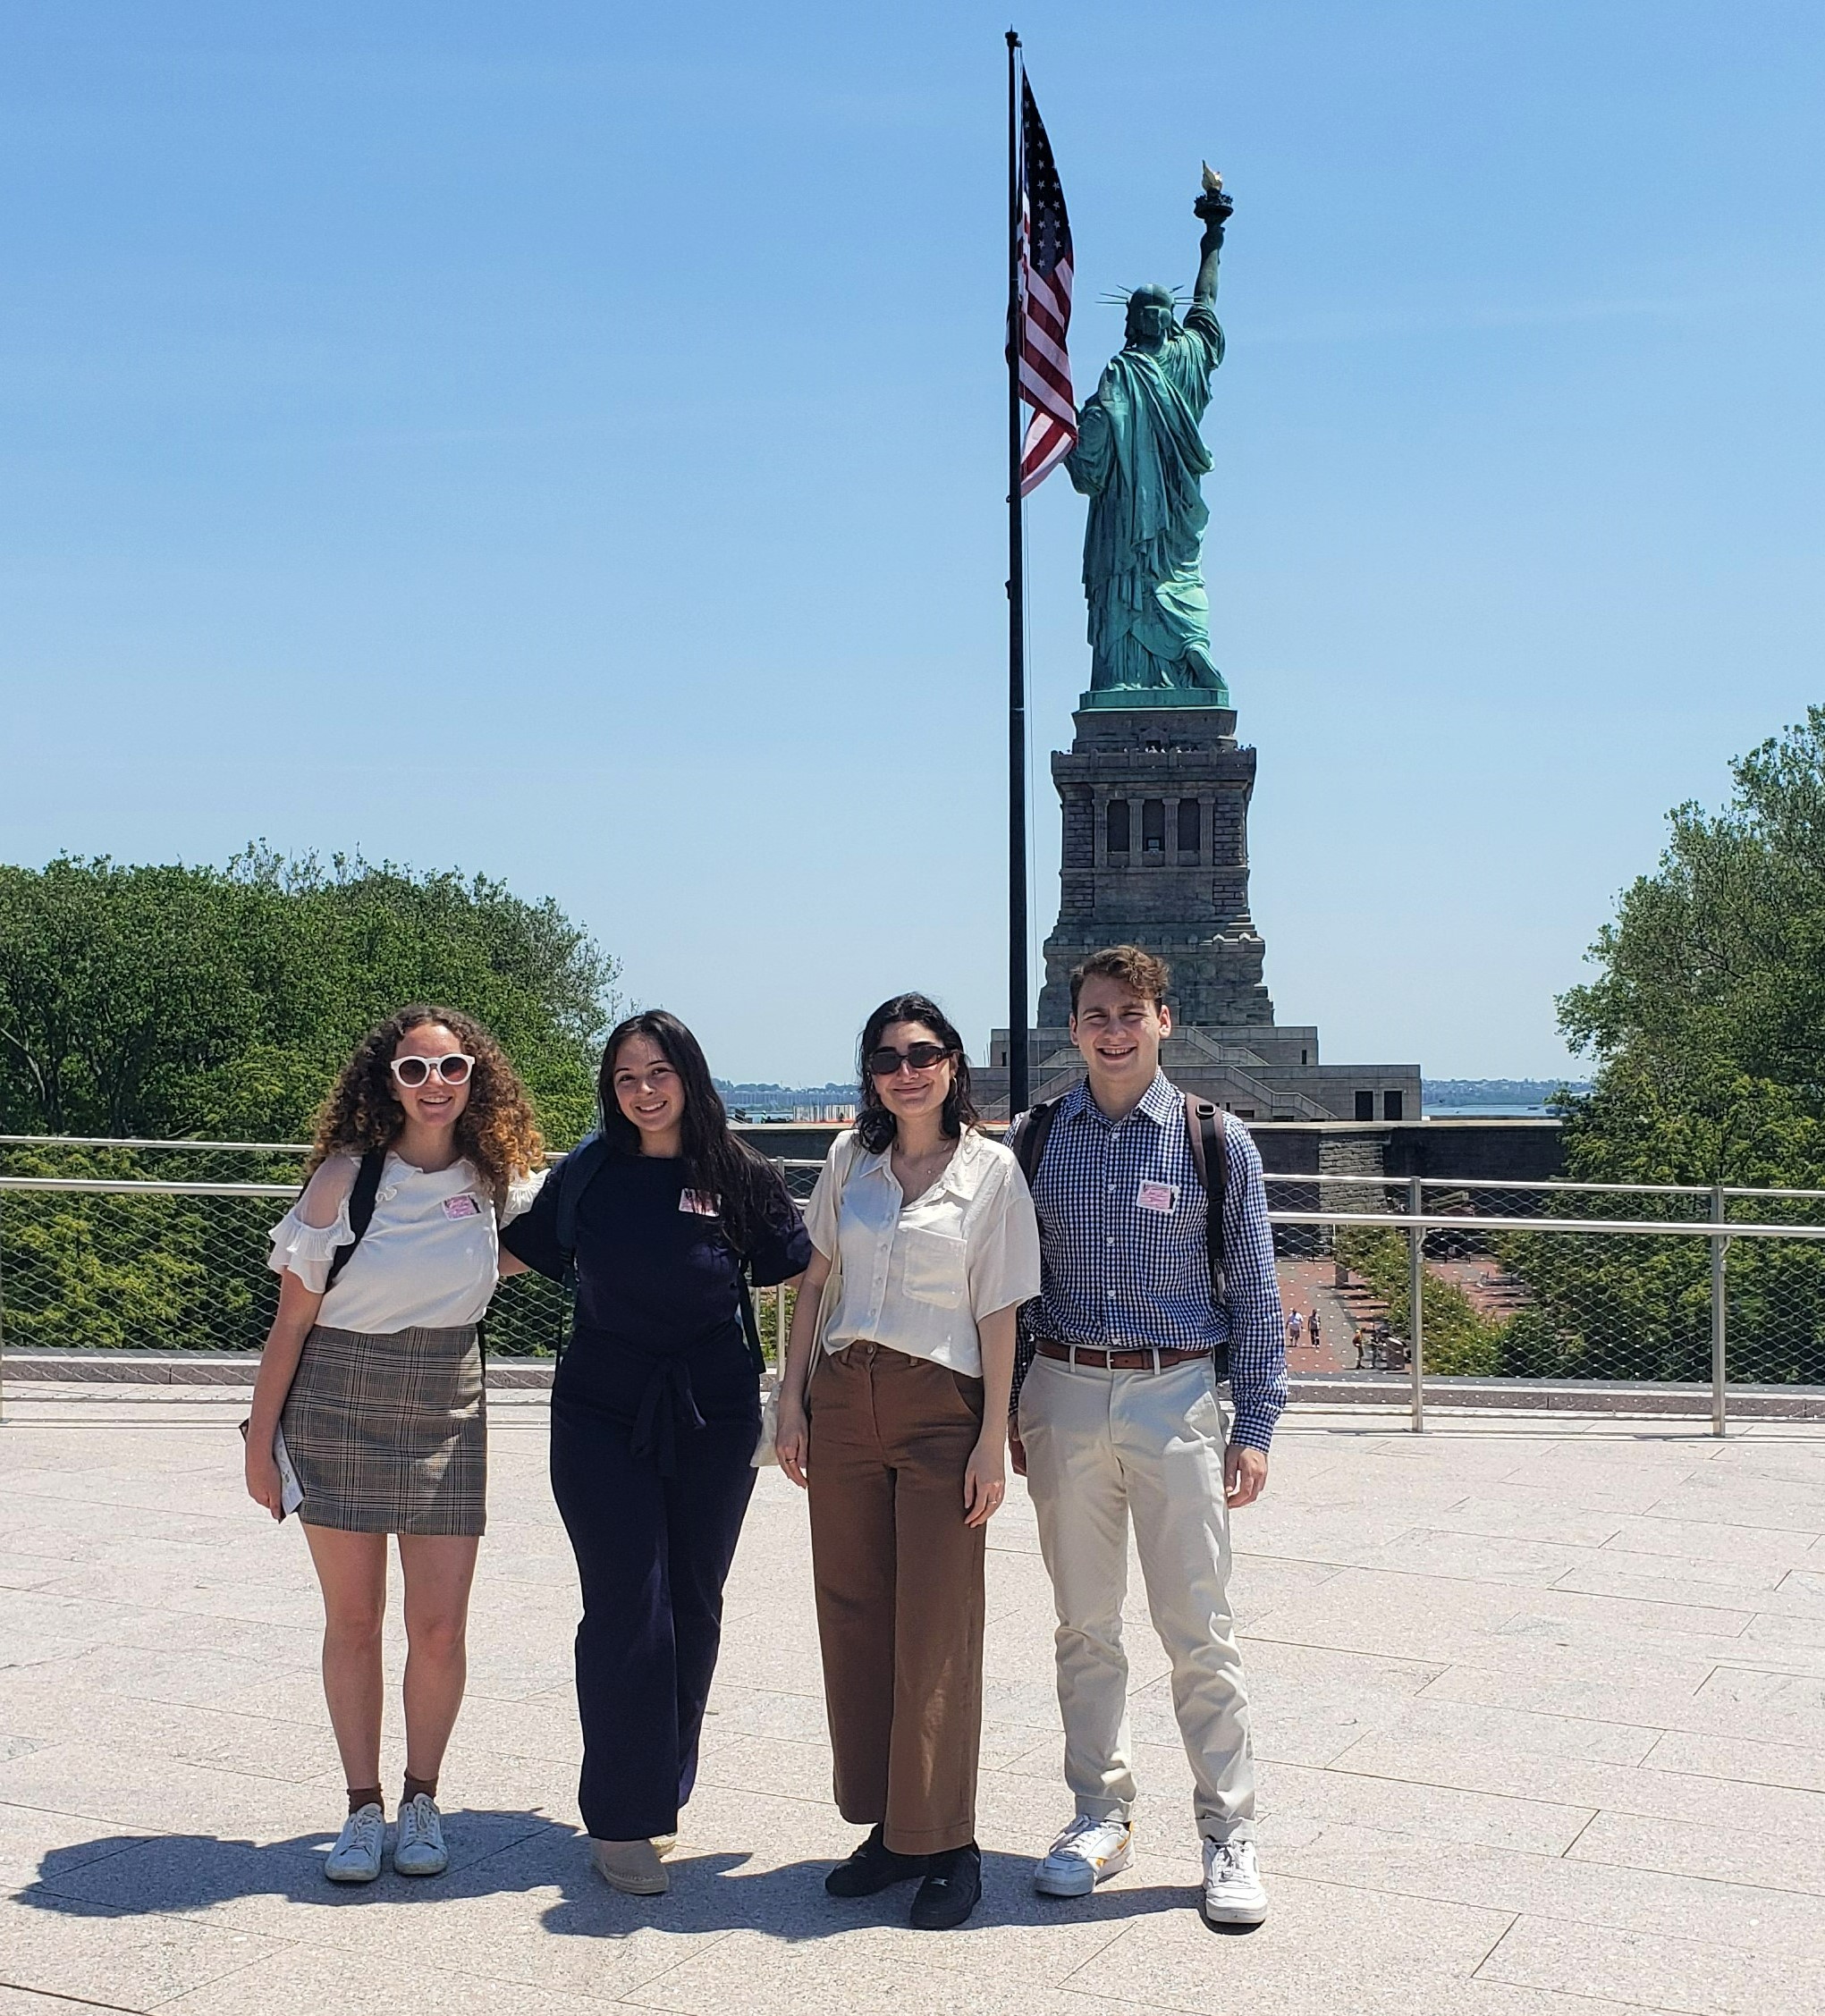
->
[596, 1008, 775, 1254]
[854, 992, 979, 1153]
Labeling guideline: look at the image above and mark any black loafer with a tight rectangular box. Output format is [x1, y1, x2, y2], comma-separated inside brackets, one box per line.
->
[909, 1841, 982, 1929]
[825, 1824, 928, 1897]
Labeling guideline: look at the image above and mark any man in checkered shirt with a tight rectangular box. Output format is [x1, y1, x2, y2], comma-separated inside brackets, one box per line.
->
[1009, 945, 1286, 1927]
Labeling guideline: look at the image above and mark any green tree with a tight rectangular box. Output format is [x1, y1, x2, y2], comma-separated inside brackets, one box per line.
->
[0, 850, 615, 1355]
[0, 848, 620, 1143]
[1501, 710, 1825, 1383]
[1557, 705, 1825, 1167]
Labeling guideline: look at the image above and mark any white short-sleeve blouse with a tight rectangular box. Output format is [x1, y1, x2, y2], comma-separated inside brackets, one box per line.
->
[802, 1127, 1041, 1378]
[268, 1152, 545, 1335]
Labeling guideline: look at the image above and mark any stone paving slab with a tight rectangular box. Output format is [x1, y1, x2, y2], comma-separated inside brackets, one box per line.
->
[2, 1391, 1823, 2013]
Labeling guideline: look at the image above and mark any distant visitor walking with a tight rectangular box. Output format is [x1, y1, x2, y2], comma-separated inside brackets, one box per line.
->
[245, 1005, 545, 1885]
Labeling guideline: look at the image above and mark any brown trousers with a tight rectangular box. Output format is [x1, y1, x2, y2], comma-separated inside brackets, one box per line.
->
[807, 1343, 986, 1855]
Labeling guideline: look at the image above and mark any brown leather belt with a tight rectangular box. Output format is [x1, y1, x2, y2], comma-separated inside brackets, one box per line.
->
[1035, 1340, 1210, 1372]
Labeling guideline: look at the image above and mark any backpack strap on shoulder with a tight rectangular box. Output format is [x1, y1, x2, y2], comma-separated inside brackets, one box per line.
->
[324, 1148, 387, 1293]
[734, 1269, 767, 1378]
[552, 1131, 612, 1286]
[1183, 1093, 1227, 1299]
[1009, 1097, 1060, 1189]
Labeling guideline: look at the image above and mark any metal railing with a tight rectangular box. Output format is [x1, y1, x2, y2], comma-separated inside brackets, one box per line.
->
[5, 1139, 1825, 1434]
[1259, 1169, 1825, 1433]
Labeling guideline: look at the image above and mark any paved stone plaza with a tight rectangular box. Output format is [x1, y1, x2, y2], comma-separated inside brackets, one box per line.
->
[3, 1382, 1824, 2016]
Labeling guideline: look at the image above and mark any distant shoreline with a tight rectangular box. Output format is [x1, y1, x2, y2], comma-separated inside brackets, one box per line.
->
[717, 1078, 1586, 1125]
[1424, 1104, 1558, 1118]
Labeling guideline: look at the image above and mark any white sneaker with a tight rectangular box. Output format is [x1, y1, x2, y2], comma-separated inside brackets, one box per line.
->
[1034, 1814, 1134, 1897]
[392, 1792, 448, 1877]
[590, 1837, 670, 1895]
[325, 1802, 385, 1883]
[1202, 1836, 1268, 1924]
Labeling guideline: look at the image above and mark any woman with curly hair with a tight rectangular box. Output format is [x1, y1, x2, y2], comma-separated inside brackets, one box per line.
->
[500, 1009, 810, 1896]
[244, 1004, 545, 1885]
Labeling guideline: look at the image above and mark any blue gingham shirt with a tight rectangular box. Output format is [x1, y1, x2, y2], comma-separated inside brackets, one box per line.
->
[1019, 1073, 1288, 1451]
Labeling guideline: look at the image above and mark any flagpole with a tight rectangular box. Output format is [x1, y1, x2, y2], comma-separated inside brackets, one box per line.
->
[1005, 27, 1030, 1119]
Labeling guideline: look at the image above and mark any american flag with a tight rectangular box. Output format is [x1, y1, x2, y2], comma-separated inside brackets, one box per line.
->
[1015, 73, 1075, 494]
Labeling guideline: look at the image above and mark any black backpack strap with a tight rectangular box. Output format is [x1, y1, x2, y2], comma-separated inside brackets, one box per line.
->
[1007, 1100, 1060, 1420]
[734, 1269, 768, 1379]
[552, 1132, 612, 1285]
[1009, 1098, 1060, 1194]
[1183, 1093, 1227, 1303]
[324, 1148, 387, 1293]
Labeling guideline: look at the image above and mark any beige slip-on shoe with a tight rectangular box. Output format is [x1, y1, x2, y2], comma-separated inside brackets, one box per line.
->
[591, 1836, 670, 1894]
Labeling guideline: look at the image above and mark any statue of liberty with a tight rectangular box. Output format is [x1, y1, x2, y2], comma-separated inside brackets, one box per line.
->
[1068, 170, 1233, 702]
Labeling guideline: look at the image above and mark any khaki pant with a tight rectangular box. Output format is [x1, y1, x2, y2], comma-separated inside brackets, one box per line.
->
[807, 1343, 985, 1854]
[1018, 1352, 1255, 1842]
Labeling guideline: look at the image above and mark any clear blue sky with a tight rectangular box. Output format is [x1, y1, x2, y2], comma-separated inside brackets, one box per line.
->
[4, 2, 1822, 1084]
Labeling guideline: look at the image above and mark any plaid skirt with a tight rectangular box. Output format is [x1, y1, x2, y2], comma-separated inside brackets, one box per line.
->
[280, 1325, 486, 1536]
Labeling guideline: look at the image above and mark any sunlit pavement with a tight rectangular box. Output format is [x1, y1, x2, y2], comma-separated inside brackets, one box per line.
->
[4, 1381, 1824, 2016]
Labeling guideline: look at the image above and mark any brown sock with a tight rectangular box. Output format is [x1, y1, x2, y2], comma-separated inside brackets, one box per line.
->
[347, 1785, 384, 1816]
[402, 1773, 437, 1806]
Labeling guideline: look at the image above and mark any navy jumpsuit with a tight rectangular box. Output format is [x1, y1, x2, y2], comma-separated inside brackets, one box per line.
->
[503, 1151, 809, 1843]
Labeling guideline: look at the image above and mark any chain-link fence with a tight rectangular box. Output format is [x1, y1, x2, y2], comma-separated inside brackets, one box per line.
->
[1263, 1173, 1825, 1414]
[0, 1135, 580, 1358]
[5, 1142, 1825, 1419]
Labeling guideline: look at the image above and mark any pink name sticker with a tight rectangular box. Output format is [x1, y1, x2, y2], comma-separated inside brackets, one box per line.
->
[1136, 1180, 1179, 1215]
[679, 1190, 722, 1217]
[442, 1194, 482, 1219]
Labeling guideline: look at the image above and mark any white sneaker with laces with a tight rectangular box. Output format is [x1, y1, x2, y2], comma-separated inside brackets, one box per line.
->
[325, 1802, 385, 1884]
[1202, 1836, 1268, 1924]
[1034, 1814, 1134, 1897]
[393, 1793, 449, 1877]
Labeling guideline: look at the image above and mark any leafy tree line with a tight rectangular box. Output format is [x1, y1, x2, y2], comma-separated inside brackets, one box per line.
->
[0, 846, 618, 1143]
[1498, 711, 1825, 1384]
[0, 848, 619, 1353]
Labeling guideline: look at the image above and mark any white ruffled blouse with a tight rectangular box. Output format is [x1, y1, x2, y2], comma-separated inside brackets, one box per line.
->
[268, 1152, 545, 1335]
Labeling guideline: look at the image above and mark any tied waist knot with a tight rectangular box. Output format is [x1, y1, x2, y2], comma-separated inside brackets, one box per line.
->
[630, 1357, 706, 1477]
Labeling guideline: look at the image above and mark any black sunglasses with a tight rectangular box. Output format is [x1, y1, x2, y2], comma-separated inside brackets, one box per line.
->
[866, 1042, 952, 1079]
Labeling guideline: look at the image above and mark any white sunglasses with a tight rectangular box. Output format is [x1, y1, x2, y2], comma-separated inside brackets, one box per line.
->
[390, 1053, 475, 1088]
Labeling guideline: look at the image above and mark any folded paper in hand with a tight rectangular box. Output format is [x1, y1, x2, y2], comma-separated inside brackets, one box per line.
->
[240, 1419, 305, 1518]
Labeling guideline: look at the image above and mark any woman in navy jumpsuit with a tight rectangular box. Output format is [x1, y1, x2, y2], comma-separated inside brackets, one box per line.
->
[502, 1010, 808, 1893]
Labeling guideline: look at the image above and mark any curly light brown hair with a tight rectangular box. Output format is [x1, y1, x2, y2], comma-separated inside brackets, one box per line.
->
[305, 1005, 545, 1203]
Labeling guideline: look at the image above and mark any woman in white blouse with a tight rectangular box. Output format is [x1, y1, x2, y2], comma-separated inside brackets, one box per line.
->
[775, 992, 1040, 1931]
[246, 1005, 545, 1886]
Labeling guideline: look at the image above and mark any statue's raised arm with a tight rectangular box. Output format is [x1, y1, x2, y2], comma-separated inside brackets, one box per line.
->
[1192, 164, 1233, 313]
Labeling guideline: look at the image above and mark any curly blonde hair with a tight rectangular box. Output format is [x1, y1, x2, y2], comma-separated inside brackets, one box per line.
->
[305, 1005, 545, 1203]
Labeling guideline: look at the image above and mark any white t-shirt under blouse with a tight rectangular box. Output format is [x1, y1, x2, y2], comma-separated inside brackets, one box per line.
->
[803, 1126, 1041, 1378]
[267, 1151, 545, 1334]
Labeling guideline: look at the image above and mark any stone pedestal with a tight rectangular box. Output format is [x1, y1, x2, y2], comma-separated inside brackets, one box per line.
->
[974, 696, 1423, 1125]
[1036, 701, 1272, 1028]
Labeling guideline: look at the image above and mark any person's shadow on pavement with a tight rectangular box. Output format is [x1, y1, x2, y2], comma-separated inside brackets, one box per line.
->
[19, 1816, 1215, 1937]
